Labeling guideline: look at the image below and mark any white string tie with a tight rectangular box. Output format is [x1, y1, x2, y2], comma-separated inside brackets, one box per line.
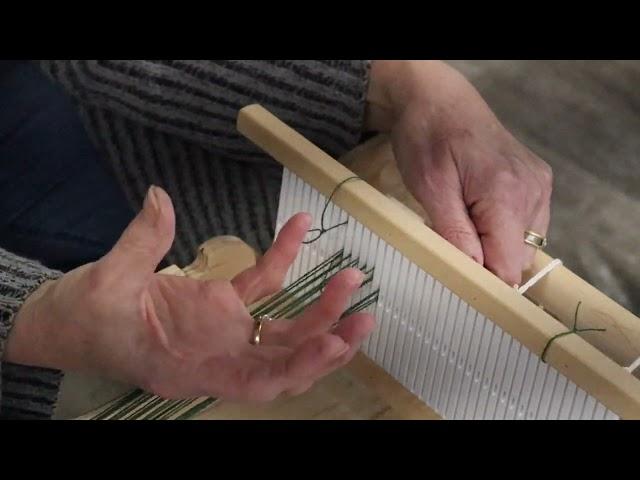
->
[517, 258, 563, 295]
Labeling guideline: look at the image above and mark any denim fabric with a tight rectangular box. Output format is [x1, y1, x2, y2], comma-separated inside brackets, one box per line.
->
[0, 61, 135, 272]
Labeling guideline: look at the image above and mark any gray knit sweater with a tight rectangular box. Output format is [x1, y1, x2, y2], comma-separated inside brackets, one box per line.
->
[0, 60, 371, 419]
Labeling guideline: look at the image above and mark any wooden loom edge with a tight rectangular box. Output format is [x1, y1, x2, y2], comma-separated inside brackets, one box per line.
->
[237, 104, 640, 419]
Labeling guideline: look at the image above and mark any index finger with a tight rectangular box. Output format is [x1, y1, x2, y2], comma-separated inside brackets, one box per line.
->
[473, 204, 527, 287]
[231, 212, 311, 305]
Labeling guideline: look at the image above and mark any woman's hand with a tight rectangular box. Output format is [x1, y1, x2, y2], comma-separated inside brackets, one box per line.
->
[366, 60, 553, 286]
[5, 186, 375, 403]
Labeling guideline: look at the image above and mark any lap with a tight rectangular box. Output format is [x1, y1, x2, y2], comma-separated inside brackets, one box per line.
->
[0, 61, 135, 272]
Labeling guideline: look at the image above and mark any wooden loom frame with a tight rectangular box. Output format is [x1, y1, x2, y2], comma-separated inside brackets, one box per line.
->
[237, 104, 640, 419]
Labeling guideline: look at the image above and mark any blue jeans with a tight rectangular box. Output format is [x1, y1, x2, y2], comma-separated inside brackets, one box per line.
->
[0, 61, 135, 272]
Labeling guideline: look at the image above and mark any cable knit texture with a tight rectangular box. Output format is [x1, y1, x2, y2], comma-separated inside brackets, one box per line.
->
[0, 60, 371, 418]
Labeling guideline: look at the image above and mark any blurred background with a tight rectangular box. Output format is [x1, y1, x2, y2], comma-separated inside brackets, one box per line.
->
[448, 60, 639, 315]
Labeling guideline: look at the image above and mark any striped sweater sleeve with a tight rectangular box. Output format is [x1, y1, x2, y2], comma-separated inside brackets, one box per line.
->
[39, 60, 371, 162]
[0, 248, 63, 419]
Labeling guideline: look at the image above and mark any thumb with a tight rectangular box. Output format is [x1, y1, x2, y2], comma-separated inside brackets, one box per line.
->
[100, 185, 176, 277]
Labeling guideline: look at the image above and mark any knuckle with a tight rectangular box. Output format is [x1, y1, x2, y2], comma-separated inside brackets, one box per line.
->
[285, 381, 314, 398]
[539, 161, 554, 187]
[438, 224, 475, 245]
[238, 373, 280, 403]
[314, 298, 338, 321]
[250, 388, 279, 404]
[492, 266, 521, 287]
[538, 164, 554, 199]
[526, 157, 553, 198]
[493, 168, 520, 191]
[500, 189, 529, 218]
[235, 365, 282, 403]
[310, 336, 331, 357]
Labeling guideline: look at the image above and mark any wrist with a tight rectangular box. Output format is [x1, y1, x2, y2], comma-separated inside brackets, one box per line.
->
[4, 279, 61, 367]
[364, 60, 399, 132]
[364, 60, 472, 132]
[365, 60, 442, 131]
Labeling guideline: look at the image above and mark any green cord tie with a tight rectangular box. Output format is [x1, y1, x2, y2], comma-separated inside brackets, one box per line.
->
[303, 176, 361, 244]
[540, 301, 606, 363]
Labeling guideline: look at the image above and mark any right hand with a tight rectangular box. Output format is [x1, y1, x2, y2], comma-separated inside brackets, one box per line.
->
[366, 60, 553, 286]
[5, 186, 375, 402]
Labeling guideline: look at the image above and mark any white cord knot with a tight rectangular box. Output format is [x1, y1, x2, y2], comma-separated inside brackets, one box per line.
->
[625, 356, 640, 374]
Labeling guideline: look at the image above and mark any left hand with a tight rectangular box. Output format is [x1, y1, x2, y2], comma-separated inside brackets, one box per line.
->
[365, 60, 553, 287]
[6, 187, 375, 403]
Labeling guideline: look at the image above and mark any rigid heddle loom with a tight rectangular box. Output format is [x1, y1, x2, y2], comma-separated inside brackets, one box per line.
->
[237, 104, 640, 420]
[72, 104, 640, 420]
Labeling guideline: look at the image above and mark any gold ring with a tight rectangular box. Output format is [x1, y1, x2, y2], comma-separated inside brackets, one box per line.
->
[524, 230, 547, 249]
[250, 315, 273, 346]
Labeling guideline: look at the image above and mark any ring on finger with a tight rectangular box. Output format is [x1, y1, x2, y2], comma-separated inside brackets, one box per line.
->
[250, 315, 274, 346]
[524, 230, 547, 249]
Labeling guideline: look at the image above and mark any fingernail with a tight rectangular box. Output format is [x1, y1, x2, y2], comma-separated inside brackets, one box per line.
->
[145, 185, 161, 218]
[350, 269, 365, 287]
